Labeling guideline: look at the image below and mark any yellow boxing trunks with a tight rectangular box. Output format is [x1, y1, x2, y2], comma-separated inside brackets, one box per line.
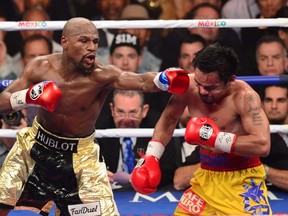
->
[174, 148, 272, 215]
[0, 117, 119, 216]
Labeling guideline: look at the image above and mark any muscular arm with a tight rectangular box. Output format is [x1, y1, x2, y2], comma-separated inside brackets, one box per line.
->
[100, 65, 160, 92]
[234, 89, 270, 157]
[152, 94, 187, 146]
[0, 56, 48, 114]
[131, 94, 188, 194]
[102, 65, 189, 93]
[116, 71, 160, 92]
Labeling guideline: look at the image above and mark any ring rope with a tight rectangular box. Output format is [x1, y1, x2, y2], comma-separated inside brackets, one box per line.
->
[1, 76, 288, 90]
[1, 18, 288, 31]
[0, 125, 287, 138]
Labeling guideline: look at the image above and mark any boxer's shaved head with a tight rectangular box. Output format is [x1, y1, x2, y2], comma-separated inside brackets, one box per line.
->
[62, 17, 98, 38]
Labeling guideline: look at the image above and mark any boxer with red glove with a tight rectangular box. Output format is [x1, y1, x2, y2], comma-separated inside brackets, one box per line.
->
[153, 67, 189, 94]
[131, 140, 165, 195]
[185, 117, 237, 153]
[10, 81, 62, 112]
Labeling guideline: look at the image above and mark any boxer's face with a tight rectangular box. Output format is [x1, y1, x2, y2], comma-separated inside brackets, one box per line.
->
[63, 24, 99, 74]
[194, 69, 229, 104]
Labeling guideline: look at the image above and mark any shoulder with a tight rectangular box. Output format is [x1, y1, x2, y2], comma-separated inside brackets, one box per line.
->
[233, 80, 259, 97]
[94, 61, 122, 76]
[23, 54, 53, 74]
[233, 80, 262, 110]
[93, 62, 123, 83]
[29, 53, 60, 68]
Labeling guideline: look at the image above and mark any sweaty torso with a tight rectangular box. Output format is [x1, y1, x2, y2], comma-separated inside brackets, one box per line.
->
[185, 78, 251, 136]
[187, 91, 243, 135]
[32, 54, 113, 137]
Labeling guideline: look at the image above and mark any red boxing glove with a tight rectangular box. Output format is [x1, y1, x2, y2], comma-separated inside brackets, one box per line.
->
[10, 81, 62, 112]
[131, 140, 165, 194]
[153, 67, 189, 94]
[185, 117, 237, 153]
[131, 155, 161, 194]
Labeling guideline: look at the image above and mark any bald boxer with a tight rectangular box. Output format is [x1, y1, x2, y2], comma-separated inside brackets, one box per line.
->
[0, 17, 189, 216]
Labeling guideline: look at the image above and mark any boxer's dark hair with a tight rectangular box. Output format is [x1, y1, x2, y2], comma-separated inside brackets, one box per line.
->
[192, 43, 239, 84]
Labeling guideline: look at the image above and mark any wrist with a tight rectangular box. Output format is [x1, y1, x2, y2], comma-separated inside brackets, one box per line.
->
[146, 140, 165, 159]
[215, 132, 237, 153]
[10, 89, 28, 111]
[153, 72, 168, 91]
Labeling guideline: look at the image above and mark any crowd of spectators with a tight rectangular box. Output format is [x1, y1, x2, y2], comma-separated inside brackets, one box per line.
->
[1, 0, 288, 77]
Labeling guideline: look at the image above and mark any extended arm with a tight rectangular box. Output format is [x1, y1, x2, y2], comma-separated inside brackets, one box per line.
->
[0, 58, 62, 114]
[107, 66, 189, 94]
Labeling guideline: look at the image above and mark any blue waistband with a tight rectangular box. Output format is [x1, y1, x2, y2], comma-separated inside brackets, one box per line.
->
[200, 148, 261, 171]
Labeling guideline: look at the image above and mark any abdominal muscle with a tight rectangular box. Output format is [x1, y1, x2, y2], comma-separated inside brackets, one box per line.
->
[36, 107, 99, 138]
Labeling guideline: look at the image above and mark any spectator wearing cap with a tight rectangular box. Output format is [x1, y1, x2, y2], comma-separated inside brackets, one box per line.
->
[118, 4, 162, 74]
[96, 32, 158, 128]
[96, 32, 168, 133]
[109, 32, 142, 72]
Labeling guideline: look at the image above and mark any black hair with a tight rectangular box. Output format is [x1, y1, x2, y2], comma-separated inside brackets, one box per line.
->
[192, 43, 239, 84]
[112, 90, 145, 106]
[255, 34, 287, 61]
[256, 34, 286, 52]
[260, 84, 288, 101]
[181, 34, 207, 47]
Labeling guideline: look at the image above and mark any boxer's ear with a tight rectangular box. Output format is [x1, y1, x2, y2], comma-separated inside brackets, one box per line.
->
[61, 36, 68, 49]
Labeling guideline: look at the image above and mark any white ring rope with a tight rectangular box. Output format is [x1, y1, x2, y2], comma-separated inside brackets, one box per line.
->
[0, 125, 287, 138]
[1, 18, 288, 31]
